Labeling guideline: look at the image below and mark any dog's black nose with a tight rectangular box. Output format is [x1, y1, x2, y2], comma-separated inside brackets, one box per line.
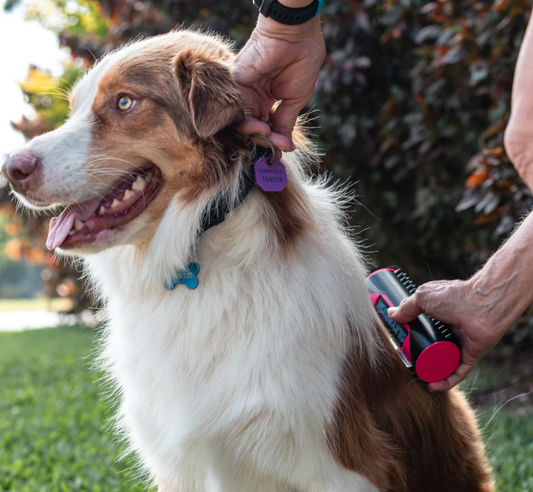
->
[1, 151, 40, 192]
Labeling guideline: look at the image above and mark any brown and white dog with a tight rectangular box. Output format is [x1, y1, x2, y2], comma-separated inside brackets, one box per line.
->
[2, 31, 493, 492]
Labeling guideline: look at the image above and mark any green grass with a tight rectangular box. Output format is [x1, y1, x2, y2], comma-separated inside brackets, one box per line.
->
[0, 327, 152, 492]
[480, 410, 533, 491]
[0, 327, 532, 491]
[0, 298, 73, 312]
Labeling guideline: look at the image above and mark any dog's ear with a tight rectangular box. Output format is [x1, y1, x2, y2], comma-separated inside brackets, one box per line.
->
[174, 49, 244, 139]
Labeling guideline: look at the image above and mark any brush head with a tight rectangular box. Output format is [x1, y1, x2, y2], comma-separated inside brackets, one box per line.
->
[366, 268, 461, 384]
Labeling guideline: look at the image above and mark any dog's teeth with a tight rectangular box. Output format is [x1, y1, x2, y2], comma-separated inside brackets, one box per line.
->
[124, 189, 134, 200]
[133, 175, 147, 191]
[74, 217, 84, 231]
[98, 206, 105, 215]
[111, 198, 121, 209]
[68, 230, 76, 236]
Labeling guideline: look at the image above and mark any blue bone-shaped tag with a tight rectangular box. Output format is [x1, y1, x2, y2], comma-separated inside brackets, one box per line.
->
[164, 263, 200, 291]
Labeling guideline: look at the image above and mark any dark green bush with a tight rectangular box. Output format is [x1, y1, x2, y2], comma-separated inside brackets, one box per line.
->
[2, 0, 532, 301]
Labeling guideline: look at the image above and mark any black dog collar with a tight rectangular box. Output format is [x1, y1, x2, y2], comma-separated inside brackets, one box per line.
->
[198, 144, 270, 236]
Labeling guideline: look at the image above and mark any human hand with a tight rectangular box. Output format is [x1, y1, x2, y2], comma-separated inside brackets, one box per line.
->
[233, 14, 326, 151]
[388, 278, 512, 392]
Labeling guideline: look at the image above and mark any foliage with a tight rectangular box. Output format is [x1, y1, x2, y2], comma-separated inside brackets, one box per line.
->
[315, 0, 532, 281]
[2, 0, 533, 320]
[17, 64, 83, 131]
[480, 410, 533, 491]
[0, 326, 155, 492]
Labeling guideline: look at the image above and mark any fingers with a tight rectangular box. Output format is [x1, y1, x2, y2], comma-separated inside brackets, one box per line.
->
[390, 279, 467, 328]
[266, 132, 292, 154]
[427, 361, 475, 392]
[238, 118, 293, 155]
[238, 118, 273, 137]
[388, 295, 424, 324]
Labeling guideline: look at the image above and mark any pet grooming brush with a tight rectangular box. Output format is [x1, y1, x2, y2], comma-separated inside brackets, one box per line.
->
[366, 268, 461, 384]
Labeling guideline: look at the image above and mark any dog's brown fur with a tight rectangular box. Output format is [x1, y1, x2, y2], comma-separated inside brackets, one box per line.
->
[328, 319, 493, 491]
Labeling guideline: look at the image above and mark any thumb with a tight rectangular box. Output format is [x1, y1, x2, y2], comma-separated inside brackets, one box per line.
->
[270, 98, 307, 147]
[388, 294, 424, 324]
[427, 360, 475, 392]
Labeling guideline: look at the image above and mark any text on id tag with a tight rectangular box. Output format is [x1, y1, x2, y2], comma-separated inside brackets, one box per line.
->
[254, 156, 287, 192]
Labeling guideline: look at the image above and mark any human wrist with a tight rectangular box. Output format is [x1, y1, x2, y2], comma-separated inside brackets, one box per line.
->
[256, 13, 321, 42]
[278, 0, 314, 7]
[468, 242, 531, 335]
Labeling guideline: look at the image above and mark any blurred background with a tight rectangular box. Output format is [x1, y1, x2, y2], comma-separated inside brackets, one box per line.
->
[1, 0, 533, 490]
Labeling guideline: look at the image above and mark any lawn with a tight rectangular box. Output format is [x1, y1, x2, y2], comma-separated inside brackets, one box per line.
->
[0, 327, 153, 492]
[0, 327, 531, 491]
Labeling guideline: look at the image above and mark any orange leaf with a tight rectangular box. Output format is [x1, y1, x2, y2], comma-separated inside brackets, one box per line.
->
[475, 212, 499, 225]
[484, 146, 504, 157]
[492, 0, 509, 11]
[465, 170, 489, 188]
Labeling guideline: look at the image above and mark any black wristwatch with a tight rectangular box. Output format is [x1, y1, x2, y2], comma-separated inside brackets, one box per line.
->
[253, 0, 323, 26]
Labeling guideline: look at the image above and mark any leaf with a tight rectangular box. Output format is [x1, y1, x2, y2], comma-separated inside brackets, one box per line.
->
[420, 2, 439, 14]
[441, 47, 466, 65]
[475, 212, 498, 224]
[475, 190, 495, 213]
[414, 25, 441, 44]
[456, 188, 486, 212]
[484, 146, 505, 157]
[495, 215, 515, 236]
[469, 61, 489, 85]
[356, 10, 371, 33]
[465, 170, 489, 188]
[492, 0, 510, 11]
[483, 194, 500, 215]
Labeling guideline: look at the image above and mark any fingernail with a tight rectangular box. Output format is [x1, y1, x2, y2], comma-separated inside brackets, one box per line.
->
[387, 307, 396, 315]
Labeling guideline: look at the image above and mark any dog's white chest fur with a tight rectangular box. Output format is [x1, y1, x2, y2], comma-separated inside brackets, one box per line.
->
[87, 185, 380, 492]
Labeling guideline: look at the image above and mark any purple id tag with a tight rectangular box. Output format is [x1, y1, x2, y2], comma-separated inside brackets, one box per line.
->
[254, 156, 288, 192]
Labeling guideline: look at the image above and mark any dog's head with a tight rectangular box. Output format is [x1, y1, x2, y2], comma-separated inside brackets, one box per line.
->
[1, 31, 248, 255]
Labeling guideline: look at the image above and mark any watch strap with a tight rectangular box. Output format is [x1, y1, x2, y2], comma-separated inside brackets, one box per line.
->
[314, 0, 324, 17]
[254, 0, 321, 25]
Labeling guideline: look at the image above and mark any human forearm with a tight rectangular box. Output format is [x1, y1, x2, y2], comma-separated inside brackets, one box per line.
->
[468, 210, 533, 334]
[508, 11, 533, 126]
[505, 9, 533, 188]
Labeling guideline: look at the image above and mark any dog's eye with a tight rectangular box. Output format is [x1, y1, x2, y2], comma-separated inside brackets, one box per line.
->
[117, 96, 134, 112]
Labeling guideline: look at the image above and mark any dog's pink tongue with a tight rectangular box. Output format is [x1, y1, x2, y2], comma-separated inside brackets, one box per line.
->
[46, 197, 102, 250]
